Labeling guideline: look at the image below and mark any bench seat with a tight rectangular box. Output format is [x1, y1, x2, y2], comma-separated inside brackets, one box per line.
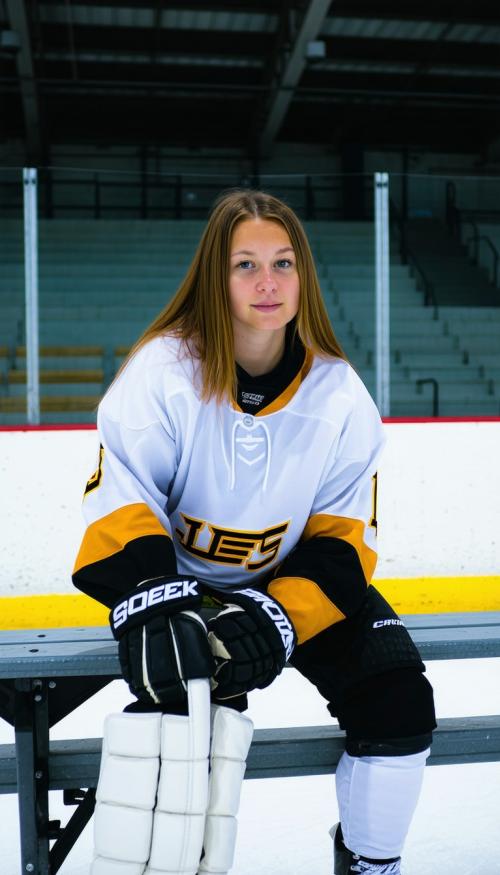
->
[1, 716, 500, 796]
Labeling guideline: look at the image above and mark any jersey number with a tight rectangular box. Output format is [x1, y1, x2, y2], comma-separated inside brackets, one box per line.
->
[84, 444, 104, 496]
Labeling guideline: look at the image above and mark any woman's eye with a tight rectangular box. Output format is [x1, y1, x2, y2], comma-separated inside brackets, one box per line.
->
[237, 260, 254, 270]
[276, 259, 292, 269]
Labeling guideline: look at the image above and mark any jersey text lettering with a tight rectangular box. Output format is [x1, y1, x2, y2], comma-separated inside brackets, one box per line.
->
[176, 515, 290, 571]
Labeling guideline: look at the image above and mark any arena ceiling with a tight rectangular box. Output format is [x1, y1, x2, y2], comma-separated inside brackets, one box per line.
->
[1, 0, 500, 162]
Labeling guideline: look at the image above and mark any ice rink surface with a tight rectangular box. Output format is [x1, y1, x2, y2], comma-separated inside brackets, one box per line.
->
[1, 657, 499, 875]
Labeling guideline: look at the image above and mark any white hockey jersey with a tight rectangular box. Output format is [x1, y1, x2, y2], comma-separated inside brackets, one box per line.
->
[73, 334, 386, 645]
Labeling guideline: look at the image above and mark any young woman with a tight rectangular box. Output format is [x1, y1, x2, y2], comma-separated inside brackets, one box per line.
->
[73, 190, 436, 875]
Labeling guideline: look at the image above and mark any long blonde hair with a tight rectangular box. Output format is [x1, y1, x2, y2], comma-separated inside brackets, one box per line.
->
[119, 189, 346, 401]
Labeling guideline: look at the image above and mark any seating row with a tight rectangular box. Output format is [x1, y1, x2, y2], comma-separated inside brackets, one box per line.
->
[1, 218, 499, 421]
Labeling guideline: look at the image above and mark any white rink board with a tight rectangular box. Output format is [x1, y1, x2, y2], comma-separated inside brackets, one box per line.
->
[0, 421, 499, 595]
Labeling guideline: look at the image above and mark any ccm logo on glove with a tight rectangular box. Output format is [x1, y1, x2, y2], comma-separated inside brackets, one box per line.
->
[112, 578, 200, 630]
[236, 588, 295, 660]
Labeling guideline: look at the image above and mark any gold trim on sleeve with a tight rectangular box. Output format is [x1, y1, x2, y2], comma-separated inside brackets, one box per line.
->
[268, 575, 346, 645]
[302, 513, 377, 584]
[73, 502, 170, 573]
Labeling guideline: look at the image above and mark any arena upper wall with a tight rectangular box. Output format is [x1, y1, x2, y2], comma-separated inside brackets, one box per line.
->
[1, 421, 499, 628]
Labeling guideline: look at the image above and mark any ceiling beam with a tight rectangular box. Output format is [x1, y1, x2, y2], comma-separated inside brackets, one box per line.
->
[317, 35, 500, 69]
[37, 0, 282, 12]
[257, 0, 332, 155]
[5, 0, 44, 162]
[331, 0, 500, 25]
[37, 23, 272, 55]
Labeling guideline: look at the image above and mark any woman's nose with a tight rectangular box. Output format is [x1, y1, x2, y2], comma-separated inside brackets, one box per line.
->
[256, 267, 277, 291]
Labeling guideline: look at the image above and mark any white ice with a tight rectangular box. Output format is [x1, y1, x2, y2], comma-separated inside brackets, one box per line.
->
[1, 658, 500, 874]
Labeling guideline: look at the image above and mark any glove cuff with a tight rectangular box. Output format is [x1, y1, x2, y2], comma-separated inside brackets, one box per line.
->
[110, 575, 202, 639]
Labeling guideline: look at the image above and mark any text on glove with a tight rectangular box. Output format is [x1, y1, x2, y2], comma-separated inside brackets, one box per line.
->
[112, 578, 199, 630]
[237, 588, 295, 659]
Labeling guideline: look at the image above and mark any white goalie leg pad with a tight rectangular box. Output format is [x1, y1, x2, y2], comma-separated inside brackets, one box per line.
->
[198, 705, 254, 874]
[91, 859, 148, 875]
[145, 678, 211, 875]
[91, 711, 162, 875]
[335, 747, 430, 859]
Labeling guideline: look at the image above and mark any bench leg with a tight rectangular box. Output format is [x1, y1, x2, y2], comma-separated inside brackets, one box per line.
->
[14, 678, 50, 875]
[49, 789, 96, 874]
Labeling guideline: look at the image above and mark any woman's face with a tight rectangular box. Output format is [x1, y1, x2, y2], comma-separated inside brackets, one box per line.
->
[228, 218, 300, 336]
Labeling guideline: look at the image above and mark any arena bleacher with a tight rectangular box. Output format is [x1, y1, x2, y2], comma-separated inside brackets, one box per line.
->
[1, 215, 499, 423]
[1, 2, 500, 423]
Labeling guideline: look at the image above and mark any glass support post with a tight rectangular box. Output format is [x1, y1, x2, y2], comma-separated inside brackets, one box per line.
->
[23, 168, 40, 425]
[374, 172, 390, 416]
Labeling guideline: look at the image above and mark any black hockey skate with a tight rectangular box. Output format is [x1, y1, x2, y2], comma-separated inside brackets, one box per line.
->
[331, 823, 401, 874]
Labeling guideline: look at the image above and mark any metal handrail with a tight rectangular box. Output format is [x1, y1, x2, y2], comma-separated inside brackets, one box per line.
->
[407, 253, 438, 310]
[416, 378, 439, 417]
[445, 189, 500, 290]
[446, 183, 500, 228]
[0, 172, 369, 221]
[389, 198, 438, 313]
[465, 233, 499, 288]
[459, 214, 480, 261]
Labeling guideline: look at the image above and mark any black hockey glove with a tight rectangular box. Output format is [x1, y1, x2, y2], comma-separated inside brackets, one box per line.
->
[110, 575, 216, 707]
[207, 587, 297, 700]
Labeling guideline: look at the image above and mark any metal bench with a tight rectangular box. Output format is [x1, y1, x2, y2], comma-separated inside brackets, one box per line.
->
[1, 612, 500, 875]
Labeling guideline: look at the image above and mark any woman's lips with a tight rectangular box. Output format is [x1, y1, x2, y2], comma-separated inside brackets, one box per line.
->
[251, 303, 282, 312]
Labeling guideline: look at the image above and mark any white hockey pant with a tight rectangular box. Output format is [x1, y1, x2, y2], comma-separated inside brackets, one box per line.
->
[91, 680, 253, 875]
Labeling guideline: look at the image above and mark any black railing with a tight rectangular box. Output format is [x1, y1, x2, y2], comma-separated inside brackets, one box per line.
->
[0, 171, 375, 221]
[466, 233, 499, 288]
[446, 181, 500, 289]
[416, 378, 439, 417]
[389, 198, 438, 314]
[445, 180, 461, 237]
[446, 180, 500, 226]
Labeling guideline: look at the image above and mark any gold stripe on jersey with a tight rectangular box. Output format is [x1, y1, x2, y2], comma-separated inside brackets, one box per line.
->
[256, 349, 314, 416]
[303, 513, 377, 584]
[73, 502, 169, 574]
[268, 576, 346, 644]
